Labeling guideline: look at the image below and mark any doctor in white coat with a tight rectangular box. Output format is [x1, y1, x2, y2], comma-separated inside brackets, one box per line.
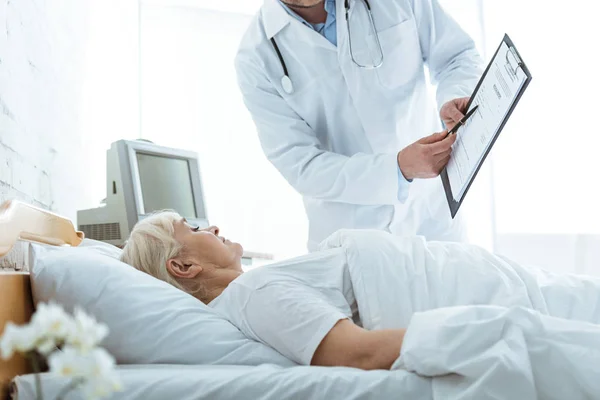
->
[235, 0, 483, 250]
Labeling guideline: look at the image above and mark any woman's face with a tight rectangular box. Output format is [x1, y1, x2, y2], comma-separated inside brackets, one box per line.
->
[172, 219, 243, 270]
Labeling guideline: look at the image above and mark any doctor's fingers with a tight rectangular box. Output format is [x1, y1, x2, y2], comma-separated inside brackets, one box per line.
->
[417, 131, 447, 145]
[442, 97, 469, 122]
[428, 134, 457, 155]
[435, 154, 452, 171]
[433, 148, 452, 162]
[448, 107, 464, 123]
[435, 151, 452, 168]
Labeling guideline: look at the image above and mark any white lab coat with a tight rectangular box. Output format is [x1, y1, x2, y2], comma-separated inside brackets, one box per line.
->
[235, 0, 483, 250]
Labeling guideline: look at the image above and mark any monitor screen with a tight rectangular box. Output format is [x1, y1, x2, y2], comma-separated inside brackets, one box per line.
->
[136, 153, 197, 218]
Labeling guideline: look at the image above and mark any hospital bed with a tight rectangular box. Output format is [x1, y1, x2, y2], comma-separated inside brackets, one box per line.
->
[0, 200, 431, 400]
[4, 200, 599, 399]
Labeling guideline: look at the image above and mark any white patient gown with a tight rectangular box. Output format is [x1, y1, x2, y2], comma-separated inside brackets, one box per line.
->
[209, 248, 357, 365]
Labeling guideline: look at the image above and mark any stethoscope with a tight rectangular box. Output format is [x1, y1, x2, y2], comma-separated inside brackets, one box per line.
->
[271, 0, 385, 95]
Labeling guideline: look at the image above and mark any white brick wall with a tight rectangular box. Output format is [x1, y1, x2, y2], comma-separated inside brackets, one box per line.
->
[0, 0, 90, 221]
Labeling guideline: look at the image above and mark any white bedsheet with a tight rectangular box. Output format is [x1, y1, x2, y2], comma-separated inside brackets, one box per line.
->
[12, 364, 431, 400]
[320, 229, 600, 399]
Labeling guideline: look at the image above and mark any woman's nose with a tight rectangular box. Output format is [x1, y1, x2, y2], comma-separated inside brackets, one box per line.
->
[208, 226, 219, 236]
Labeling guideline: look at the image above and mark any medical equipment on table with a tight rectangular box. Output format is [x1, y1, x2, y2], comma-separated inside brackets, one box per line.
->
[270, 0, 384, 94]
[77, 140, 209, 247]
[75, 141, 271, 265]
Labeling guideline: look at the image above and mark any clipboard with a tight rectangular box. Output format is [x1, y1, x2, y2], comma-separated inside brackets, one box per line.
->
[441, 34, 532, 218]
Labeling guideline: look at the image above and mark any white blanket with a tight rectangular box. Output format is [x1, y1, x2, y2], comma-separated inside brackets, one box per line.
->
[320, 230, 600, 399]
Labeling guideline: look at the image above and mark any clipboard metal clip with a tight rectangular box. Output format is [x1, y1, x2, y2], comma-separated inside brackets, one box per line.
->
[506, 46, 524, 77]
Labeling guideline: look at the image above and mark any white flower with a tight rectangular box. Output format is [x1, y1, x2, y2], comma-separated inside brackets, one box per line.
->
[0, 322, 38, 359]
[82, 371, 123, 400]
[4, 303, 122, 399]
[50, 347, 121, 400]
[82, 348, 122, 399]
[35, 337, 57, 356]
[82, 369, 123, 399]
[31, 302, 74, 343]
[88, 348, 117, 378]
[66, 308, 109, 353]
[48, 346, 89, 378]
[1, 323, 18, 359]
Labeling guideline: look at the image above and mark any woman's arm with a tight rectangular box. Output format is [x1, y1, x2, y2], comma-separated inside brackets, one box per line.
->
[311, 320, 406, 370]
[244, 283, 405, 369]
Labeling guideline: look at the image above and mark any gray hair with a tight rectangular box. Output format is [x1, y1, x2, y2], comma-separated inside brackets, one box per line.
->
[120, 211, 187, 292]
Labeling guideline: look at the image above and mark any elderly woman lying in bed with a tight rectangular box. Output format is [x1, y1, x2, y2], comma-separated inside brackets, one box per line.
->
[120, 211, 600, 372]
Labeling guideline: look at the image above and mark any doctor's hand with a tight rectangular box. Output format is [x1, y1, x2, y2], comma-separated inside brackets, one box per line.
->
[441, 97, 470, 130]
[397, 131, 456, 180]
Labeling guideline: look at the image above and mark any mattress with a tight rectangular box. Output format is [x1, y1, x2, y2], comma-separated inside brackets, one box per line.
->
[11, 364, 431, 399]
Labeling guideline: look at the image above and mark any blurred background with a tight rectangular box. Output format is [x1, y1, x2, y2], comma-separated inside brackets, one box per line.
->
[2, 0, 599, 273]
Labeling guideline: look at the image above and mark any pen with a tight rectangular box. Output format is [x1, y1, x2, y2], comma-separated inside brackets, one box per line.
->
[444, 105, 479, 138]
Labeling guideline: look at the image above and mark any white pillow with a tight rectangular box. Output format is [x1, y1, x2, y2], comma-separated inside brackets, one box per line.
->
[31, 246, 295, 367]
[28, 239, 122, 270]
[78, 239, 123, 259]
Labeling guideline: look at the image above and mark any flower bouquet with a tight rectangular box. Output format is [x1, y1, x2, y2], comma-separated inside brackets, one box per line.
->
[1, 302, 122, 399]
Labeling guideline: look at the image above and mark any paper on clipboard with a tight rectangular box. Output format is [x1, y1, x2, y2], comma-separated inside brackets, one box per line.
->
[446, 42, 528, 201]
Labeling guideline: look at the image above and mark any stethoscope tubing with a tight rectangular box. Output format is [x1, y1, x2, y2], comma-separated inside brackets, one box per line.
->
[272, 0, 383, 94]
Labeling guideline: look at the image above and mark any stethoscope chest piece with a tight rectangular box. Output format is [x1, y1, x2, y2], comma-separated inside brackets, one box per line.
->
[281, 75, 294, 94]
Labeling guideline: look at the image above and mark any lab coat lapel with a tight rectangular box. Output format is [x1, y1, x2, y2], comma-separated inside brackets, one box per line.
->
[262, 0, 291, 39]
[262, 0, 336, 51]
[290, 19, 337, 51]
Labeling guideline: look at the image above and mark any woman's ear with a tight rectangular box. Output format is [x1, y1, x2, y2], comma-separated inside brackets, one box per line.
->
[166, 258, 203, 279]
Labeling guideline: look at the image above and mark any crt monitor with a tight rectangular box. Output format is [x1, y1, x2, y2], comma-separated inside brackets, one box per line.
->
[77, 139, 209, 246]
